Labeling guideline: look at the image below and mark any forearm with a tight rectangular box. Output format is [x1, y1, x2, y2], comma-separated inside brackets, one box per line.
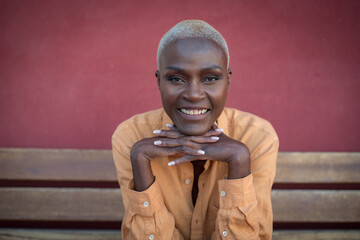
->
[131, 155, 155, 191]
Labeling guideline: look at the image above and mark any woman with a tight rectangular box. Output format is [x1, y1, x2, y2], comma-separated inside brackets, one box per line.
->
[112, 20, 279, 240]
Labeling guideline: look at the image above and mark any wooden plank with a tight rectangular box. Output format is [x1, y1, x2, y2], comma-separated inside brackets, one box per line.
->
[272, 190, 360, 222]
[1, 188, 359, 223]
[275, 152, 360, 183]
[0, 188, 124, 221]
[0, 229, 122, 240]
[0, 229, 358, 240]
[0, 148, 116, 181]
[1, 148, 360, 184]
[272, 230, 360, 240]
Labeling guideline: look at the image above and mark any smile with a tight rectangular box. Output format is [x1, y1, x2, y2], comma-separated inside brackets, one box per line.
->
[179, 108, 209, 116]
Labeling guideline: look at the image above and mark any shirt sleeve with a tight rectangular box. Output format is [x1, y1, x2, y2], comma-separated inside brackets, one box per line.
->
[212, 139, 279, 240]
[112, 125, 185, 240]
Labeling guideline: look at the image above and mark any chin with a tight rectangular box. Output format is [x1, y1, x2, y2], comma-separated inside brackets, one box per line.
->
[177, 125, 209, 136]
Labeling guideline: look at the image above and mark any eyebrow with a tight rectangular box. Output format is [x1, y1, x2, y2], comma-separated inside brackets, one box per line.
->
[165, 65, 223, 72]
[165, 66, 186, 72]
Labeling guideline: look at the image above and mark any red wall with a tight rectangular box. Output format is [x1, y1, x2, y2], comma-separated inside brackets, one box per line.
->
[0, 0, 359, 151]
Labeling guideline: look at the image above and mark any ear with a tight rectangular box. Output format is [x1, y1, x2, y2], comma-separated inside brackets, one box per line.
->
[155, 70, 160, 90]
[227, 68, 232, 88]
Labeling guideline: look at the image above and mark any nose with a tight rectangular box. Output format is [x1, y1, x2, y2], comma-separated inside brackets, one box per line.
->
[183, 80, 205, 102]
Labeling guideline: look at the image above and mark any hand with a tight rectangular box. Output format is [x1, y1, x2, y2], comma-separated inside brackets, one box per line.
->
[129, 123, 222, 191]
[154, 124, 251, 179]
[130, 124, 222, 162]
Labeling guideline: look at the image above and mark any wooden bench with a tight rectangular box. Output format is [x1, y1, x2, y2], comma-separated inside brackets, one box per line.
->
[0, 148, 359, 239]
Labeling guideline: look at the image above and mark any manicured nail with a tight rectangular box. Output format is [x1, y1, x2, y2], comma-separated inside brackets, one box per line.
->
[211, 136, 219, 141]
[166, 124, 173, 128]
[153, 130, 161, 134]
[215, 128, 223, 132]
[168, 161, 175, 166]
[154, 140, 162, 145]
[197, 150, 205, 155]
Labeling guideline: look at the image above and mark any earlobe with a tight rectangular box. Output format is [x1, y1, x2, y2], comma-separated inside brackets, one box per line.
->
[155, 70, 160, 90]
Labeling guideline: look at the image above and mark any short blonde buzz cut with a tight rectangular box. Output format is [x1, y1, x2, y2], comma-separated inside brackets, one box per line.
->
[157, 20, 230, 69]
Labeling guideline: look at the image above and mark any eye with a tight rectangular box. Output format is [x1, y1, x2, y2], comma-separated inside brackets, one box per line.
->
[168, 76, 185, 83]
[203, 76, 220, 83]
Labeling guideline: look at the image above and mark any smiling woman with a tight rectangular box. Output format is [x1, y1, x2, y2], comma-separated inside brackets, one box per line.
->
[112, 20, 279, 240]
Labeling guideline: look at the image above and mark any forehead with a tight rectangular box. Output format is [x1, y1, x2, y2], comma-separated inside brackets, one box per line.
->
[159, 38, 227, 70]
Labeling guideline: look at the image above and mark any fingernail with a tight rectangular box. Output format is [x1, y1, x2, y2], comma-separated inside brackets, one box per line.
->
[168, 161, 175, 166]
[215, 128, 223, 132]
[153, 130, 161, 134]
[211, 136, 219, 141]
[166, 123, 173, 128]
[197, 150, 205, 155]
[154, 140, 162, 145]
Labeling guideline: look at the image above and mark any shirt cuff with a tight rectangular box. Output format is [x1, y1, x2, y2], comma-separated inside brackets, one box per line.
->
[124, 178, 165, 217]
[218, 173, 257, 209]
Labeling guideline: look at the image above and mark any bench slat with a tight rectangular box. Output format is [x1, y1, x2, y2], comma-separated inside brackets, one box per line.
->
[0, 229, 122, 240]
[272, 230, 360, 240]
[1, 188, 359, 222]
[0, 148, 116, 181]
[0, 188, 124, 221]
[0, 229, 359, 240]
[272, 190, 360, 222]
[1, 148, 360, 184]
[275, 152, 360, 183]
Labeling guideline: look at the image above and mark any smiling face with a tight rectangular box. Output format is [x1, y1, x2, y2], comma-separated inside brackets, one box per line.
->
[157, 38, 231, 136]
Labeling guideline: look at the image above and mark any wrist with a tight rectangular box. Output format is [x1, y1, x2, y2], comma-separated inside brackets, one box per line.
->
[227, 146, 250, 179]
[130, 144, 154, 191]
[227, 159, 250, 179]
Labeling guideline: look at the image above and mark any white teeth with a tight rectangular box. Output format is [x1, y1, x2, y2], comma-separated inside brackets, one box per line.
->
[180, 108, 208, 115]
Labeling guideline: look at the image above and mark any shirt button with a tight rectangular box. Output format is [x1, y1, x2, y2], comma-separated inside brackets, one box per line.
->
[222, 230, 228, 236]
[185, 179, 191, 184]
[149, 234, 154, 240]
[143, 201, 149, 207]
[220, 191, 226, 197]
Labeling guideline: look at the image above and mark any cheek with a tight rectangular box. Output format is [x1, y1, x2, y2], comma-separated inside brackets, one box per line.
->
[160, 86, 179, 108]
[208, 86, 228, 108]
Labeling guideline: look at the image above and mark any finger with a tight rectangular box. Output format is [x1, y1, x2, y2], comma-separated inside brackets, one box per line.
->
[168, 154, 207, 166]
[153, 129, 183, 139]
[166, 123, 177, 130]
[210, 121, 224, 133]
[155, 129, 222, 138]
[182, 135, 220, 144]
[163, 145, 206, 157]
[201, 129, 223, 137]
[154, 138, 202, 149]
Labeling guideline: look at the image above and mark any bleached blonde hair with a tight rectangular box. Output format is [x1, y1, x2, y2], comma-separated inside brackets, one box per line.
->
[157, 20, 230, 68]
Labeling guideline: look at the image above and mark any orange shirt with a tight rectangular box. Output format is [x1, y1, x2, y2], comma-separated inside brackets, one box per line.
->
[112, 108, 279, 240]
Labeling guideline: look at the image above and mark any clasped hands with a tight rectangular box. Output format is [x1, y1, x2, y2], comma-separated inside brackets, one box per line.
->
[131, 123, 251, 180]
